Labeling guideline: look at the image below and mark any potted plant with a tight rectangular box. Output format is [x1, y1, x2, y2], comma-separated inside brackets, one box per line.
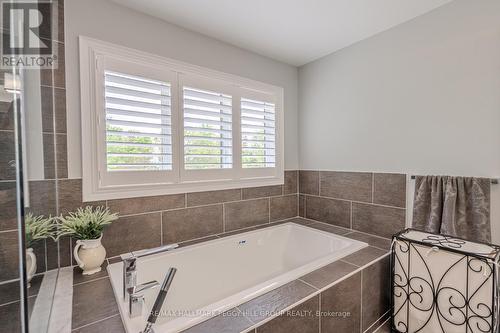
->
[25, 213, 56, 287]
[57, 206, 118, 275]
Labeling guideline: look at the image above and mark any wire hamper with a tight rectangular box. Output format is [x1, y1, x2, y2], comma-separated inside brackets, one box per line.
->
[391, 229, 500, 333]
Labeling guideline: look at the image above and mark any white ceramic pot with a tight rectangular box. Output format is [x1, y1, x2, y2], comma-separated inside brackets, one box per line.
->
[26, 248, 36, 288]
[73, 234, 106, 275]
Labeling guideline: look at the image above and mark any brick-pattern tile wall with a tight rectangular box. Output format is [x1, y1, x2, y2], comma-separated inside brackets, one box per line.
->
[299, 171, 407, 238]
[62, 171, 298, 260]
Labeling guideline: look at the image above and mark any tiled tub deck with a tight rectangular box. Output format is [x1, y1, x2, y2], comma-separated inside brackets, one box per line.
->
[71, 217, 392, 333]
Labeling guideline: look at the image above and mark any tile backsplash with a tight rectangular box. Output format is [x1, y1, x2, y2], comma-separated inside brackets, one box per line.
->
[299, 171, 407, 238]
[14, 169, 408, 272]
[57, 171, 299, 262]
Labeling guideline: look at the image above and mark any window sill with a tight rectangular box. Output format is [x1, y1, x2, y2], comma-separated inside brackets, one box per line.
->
[82, 176, 284, 201]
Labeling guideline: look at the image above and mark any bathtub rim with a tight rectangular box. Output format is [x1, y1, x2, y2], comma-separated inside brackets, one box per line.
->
[107, 221, 369, 333]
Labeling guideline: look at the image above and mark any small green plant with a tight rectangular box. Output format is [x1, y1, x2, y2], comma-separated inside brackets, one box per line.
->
[25, 213, 56, 247]
[57, 206, 118, 240]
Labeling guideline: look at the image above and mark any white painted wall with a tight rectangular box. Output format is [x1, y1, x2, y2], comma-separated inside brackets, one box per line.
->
[298, 0, 500, 243]
[64, 0, 299, 177]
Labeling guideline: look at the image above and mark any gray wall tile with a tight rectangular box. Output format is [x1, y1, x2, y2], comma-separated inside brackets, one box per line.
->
[238, 280, 316, 324]
[224, 198, 269, 231]
[270, 194, 298, 221]
[186, 189, 240, 207]
[73, 261, 108, 285]
[72, 314, 124, 333]
[0, 231, 19, 281]
[27, 180, 57, 217]
[344, 232, 391, 251]
[352, 203, 405, 238]
[299, 194, 305, 217]
[56, 134, 67, 178]
[0, 302, 22, 332]
[342, 247, 387, 267]
[0, 181, 17, 231]
[57, 178, 105, 216]
[0, 131, 16, 181]
[305, 195, 350, 228]
[102, 213, 161, 257]
[183, 308, 252, 333]
[53, 41, 65, 88]
[53, 87, 67, 133]
[108, 194, 184, 216]
[373, 173, 406, 208]
[46, 238, 60, 270]
[40, 67, 52, 86]
[0, 101, 14, 131]
[42, 133, 55, 179]
[162, 204, 223, 244]
[72, 278, 119, 329]
[32, 240, 47, 273]
[242, 185, 282, 199]
[41, 85, 54, 132]
[362, 256, 390, 331]
[0, 280, 20, 305]
[321, 271, 361, 333]
[256, 295, 319, 333]
[320, 171, 372, 202]
[300, 260, 357, 289]
[283, 170, 298, 194]
[299, 171, 319, 195]
[305, 221, 351, 235]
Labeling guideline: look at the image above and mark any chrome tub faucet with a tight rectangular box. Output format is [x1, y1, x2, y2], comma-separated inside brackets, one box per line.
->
[121, 243, 179, 300]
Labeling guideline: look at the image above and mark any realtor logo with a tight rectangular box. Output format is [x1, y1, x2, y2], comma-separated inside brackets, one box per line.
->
[1, 0, 58, 69]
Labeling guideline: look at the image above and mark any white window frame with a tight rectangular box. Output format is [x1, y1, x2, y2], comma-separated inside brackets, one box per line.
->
[80, 37, 284, 201]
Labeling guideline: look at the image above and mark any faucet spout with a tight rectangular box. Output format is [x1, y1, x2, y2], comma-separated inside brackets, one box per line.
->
[121, 243, 179, 300]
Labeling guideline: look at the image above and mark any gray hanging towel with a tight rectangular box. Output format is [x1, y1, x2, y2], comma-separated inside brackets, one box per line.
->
[412, 175, 491, 243]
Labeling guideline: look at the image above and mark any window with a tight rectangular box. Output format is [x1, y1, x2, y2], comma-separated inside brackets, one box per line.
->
[182, 86, 232, 170]
[104, 71, 172, 171]
[80, 37, 283, 201]
[241, 98, 276, 169]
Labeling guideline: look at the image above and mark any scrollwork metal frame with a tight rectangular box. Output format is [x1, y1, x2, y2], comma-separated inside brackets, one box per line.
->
[391, 228, 500, 333]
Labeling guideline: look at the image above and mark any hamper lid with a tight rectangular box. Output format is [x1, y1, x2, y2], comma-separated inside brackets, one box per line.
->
[395, 229, 500, 259]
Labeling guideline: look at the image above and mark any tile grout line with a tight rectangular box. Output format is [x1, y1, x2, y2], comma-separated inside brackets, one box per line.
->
[160, 210, 163, 246]
[299, 193, 405, 211]
[318, 292, 322, 333]
[111, 194, 293, 219]
[350, 201, 353, 229]
[72, 275, 109, 287]
[268, 197, 271, 223]
[360, 269, 363, 333]
[364, 309, 391, 333]
[318, 171, 321, 196]
[70, 313, 120, 331]
[297, 278, 320, 290]
[371, 173, 375, 204]
[222, 203, 226, 232]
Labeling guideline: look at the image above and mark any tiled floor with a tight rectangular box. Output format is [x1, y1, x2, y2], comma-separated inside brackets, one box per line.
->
[70, 217, 392, 333]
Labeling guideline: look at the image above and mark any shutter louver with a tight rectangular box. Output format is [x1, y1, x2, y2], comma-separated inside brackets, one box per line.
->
[104, 71, 172, 171]
[241, 98, 276, 168]
[183, 87, 232, 170]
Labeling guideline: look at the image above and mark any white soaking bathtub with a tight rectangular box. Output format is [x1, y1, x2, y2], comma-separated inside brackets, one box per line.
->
[108, 222, 368, 333]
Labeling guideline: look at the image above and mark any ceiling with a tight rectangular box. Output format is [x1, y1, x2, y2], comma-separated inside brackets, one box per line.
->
[112, 0, 453, 66]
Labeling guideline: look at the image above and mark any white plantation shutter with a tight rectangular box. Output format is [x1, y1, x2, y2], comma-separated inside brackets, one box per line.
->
[241, 98, 276, 168]
[183, 86, 232, 170]
[81, 40, 283, 200]
[104, 71, 172, 171]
